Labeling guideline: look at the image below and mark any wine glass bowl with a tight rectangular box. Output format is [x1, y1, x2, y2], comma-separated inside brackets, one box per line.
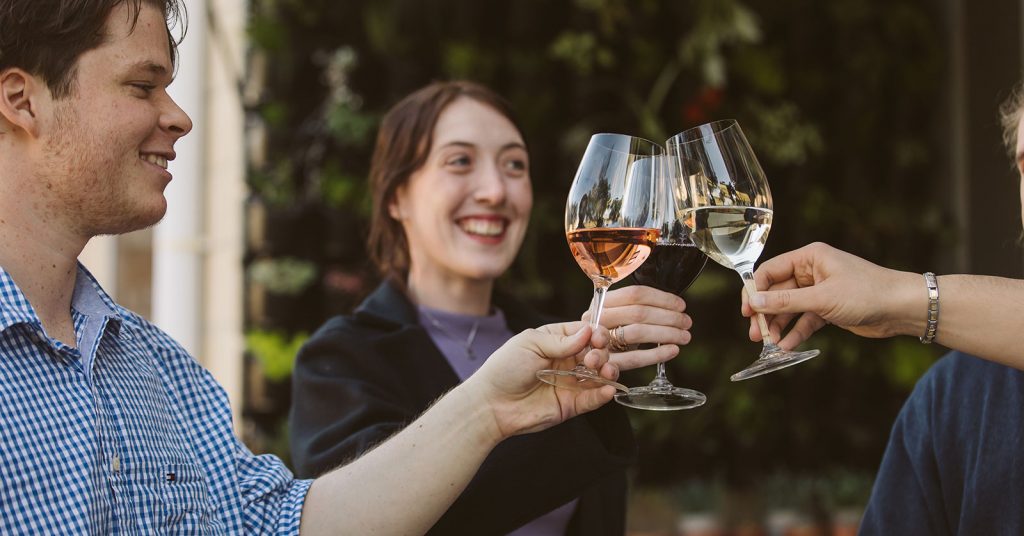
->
[615, 241, 709, 410]
[669, 120, 820, 382]
[537, 134, 663, 392]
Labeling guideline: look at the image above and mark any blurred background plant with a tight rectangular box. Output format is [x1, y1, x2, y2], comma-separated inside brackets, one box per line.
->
[244, 0, 957, 531]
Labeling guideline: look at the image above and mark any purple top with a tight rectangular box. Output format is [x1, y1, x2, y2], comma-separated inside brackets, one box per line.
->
[417, 305, 579, 535]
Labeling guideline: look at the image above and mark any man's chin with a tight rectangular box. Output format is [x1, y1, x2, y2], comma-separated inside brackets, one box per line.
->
[90, 203, 167, 237]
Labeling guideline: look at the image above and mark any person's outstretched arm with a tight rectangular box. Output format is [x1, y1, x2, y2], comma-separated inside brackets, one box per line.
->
[740, 242, 1024, 370]
[298, 322, 618, 535]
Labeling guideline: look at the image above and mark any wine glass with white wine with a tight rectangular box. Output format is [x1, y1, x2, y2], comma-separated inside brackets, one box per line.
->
[537, 133, 662, 391]
[667, 120, 820, 382]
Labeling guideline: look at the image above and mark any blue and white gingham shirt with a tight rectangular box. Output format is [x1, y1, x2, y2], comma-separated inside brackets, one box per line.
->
[0, 265, 312, 534]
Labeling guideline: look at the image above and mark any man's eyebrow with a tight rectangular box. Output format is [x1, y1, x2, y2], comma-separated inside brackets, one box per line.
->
[126, 60, 171, 78]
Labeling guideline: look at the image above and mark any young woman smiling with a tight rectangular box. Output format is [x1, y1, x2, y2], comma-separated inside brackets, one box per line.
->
[289, 81, 693, 535]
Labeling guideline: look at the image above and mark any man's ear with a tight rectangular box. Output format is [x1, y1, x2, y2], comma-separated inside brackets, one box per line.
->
[0, 69, 44, 137]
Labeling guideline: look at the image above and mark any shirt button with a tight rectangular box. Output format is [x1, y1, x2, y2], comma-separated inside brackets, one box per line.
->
[111, 456, 121, 473]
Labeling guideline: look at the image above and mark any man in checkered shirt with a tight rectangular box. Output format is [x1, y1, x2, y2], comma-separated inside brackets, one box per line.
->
[0, 1, 622, 533]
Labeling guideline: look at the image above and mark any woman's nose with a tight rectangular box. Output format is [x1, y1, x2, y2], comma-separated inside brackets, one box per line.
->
[474, 164, 507, 205]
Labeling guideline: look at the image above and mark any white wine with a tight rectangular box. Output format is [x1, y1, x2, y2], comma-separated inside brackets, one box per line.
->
[682, 206, 773, 271]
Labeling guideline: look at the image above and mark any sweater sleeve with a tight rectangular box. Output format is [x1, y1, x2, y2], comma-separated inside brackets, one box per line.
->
[289, 320, 420, 479]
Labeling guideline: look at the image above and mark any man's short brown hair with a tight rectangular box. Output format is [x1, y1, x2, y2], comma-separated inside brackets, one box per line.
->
[0, 0, 185, 98]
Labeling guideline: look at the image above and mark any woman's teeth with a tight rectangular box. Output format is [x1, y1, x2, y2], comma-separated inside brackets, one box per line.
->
[460, 218, 505, 237]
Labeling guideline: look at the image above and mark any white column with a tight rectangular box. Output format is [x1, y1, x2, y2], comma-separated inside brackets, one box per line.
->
[154, 0, 206, 356]
[203, 0, 247, 424]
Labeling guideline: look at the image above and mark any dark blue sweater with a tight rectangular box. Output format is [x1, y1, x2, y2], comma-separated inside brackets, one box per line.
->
[860, 351, 1024, 535]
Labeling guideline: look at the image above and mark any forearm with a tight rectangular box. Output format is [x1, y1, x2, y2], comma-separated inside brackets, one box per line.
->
[933, 275, 1024, 369]
[892, 274, 1024, 369]
[299, 383, 501, 535]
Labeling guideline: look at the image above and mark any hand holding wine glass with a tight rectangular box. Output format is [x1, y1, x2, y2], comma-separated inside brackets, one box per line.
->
[668, 120, 820, 381]
[537, 133, 662, 391]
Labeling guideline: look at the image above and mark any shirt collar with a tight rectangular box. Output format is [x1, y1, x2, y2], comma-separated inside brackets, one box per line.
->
[0, 267, 40, 333]
[0, 263, 136, 335]
[71, 264, 132, 333]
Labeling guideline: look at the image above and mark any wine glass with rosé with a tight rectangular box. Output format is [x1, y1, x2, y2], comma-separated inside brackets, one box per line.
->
[537, 133, 662, 391]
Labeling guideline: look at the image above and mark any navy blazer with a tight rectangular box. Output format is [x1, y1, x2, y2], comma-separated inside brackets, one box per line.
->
[290, 280, 635, 535]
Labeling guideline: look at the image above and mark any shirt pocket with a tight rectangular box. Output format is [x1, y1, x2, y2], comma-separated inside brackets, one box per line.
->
[158, 462, 217, 534]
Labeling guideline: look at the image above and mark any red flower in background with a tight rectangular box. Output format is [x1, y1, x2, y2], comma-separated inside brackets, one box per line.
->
[683, 87, 725, 125]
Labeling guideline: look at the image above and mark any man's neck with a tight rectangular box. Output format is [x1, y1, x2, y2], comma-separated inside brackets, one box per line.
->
[0, 207, 85, 346]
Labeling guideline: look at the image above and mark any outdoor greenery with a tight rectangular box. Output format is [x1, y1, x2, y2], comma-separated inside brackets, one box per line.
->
[245, 0, 947, 517]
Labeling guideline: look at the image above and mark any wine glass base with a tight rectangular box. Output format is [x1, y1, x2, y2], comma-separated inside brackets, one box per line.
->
[730, 347, 820, 382]
[536, 368, 628, 393]
[614, 385, 707, 411]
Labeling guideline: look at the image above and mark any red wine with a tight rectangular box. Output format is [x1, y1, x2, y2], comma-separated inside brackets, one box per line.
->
[566, 227, 659, 284]
[630, 243, 707, 296]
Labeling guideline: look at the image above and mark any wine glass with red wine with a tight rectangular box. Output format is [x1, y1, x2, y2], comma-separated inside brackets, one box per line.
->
[536, 133, 662, 392]
[615, 154, 709, 410]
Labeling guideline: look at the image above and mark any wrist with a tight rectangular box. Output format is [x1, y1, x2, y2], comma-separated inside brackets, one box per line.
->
[886, 270, 931, 338]
[450, 379, 506, 446]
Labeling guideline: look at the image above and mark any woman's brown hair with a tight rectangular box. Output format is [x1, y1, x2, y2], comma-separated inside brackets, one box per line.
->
[367, 80, 523, 283]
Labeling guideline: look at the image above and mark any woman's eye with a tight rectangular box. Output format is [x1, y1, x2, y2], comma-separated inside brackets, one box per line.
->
[504, 158, 528, 175]
[447, 155, 472, 167]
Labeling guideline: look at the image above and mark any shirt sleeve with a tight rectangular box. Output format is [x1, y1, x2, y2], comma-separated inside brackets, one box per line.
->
[235, 437, 314, 535]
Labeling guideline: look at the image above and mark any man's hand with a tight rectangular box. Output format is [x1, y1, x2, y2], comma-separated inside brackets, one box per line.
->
[741, 242, 923, 349]
[462, 322, 618, 440]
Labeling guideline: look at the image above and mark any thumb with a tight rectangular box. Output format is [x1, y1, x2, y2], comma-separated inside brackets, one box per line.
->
[531, 325, 591, 361]
[749, 286, 823, 316]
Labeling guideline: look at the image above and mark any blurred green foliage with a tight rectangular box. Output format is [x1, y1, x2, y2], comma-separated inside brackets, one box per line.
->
[247, 0, 947, 487]
[247, 256, 317, 295]
[245, 330, 309, 382]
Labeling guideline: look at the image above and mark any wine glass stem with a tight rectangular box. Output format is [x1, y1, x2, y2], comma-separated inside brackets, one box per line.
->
[575, 281, 611, 373]
[655, 360, 668, 381]
[740, 270, 776, 347]
[588, 281, 610, 329]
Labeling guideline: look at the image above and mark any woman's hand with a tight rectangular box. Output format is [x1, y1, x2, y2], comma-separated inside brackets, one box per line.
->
[581, 285, 692, 371]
